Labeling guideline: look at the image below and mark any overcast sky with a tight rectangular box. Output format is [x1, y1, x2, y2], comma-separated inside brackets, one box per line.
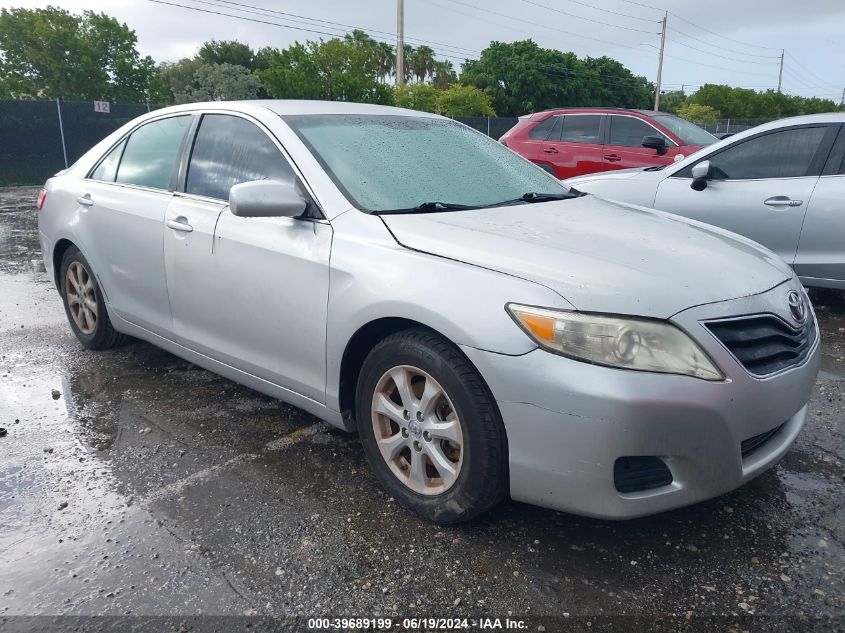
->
[6, 0, 845, 103]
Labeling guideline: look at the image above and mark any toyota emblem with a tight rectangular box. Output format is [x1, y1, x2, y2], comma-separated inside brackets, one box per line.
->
[787, 290, 806, 324]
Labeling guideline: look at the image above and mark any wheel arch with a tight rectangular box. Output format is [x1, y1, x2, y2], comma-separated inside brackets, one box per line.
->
[337, 317, 503, 436]
[52, 238, 76, 294]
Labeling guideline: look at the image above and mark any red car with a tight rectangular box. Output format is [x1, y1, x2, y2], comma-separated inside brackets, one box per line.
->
[500, 107, 717, 179]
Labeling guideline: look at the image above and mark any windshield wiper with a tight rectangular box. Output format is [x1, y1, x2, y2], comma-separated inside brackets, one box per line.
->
[374, 201, 479, 215]
[487, 190, 585, 207]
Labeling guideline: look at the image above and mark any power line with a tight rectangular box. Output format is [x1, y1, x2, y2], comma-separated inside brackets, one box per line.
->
[513, 0, 658, 34]
[666, 12, 781, 51]
[665, 37, 780, 65]
[667, 25, 780, 59]
[784, 52, 842, 91]
[539, 0, 656, 23]
[190, 0, 480, 57]
[435, 0, 660, 55]
[144, 0, 477, 64]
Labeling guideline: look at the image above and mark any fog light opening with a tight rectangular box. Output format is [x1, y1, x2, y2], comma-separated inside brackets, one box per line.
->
[614, 456, 673, 493]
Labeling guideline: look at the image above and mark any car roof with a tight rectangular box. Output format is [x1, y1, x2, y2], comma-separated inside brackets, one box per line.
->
[527, 107, 665, 118]
[148, 99, 442, 119]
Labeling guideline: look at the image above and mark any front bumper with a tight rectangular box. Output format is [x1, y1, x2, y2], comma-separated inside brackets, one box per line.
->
[462, 281, 820, 519]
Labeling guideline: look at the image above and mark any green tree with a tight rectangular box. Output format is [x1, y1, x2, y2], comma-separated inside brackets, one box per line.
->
[197, 39, 256, 69]
[431, 60, 457, 89]
[460, 40, 650, 117]
[437, 84, 495, 116]
[394, 83, 440, 112]
[174, 63, 261, 103]
[657, 90, 687, 114]
[677, 102, 720, 124]
[410, 45, 435, 83]
[0, 7, 156, 101]
[258, 38, 393, 104]
[688, 84, 837, 120]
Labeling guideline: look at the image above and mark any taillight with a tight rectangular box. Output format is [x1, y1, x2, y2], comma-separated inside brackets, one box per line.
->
[500, 139, 509, 147]
[36, 188, 47, 211]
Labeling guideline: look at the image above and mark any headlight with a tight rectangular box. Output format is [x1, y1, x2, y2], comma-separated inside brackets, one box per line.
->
[507, 304, 723, 380]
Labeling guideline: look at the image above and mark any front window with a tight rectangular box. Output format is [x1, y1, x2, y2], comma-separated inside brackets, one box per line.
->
[652, 114, 717, 146]
[284, 114, 569, 213]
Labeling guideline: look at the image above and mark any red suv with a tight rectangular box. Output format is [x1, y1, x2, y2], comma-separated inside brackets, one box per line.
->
[500, 108, 717, 179]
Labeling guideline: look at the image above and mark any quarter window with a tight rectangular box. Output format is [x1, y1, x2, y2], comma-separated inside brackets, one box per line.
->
[707, 127, 827, 180]
[115, 116, 190, 190]
[90, 139, 126, 182]
[608, 116, 667, 147]
[560, 115, 602, 144]
[186, 114, 296, 201]
[528, 116, 557, 140]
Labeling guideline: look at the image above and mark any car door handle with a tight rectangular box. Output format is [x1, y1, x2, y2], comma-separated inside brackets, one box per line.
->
[604, 154, 622, 162]
[763, 196, 803, 208]
[77, 194, 94, 207]
[166, 218, 193, 232]
[543, 147, 559, 154]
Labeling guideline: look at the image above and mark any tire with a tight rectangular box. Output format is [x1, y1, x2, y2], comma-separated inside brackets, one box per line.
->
[60, 246, 130, 350]
[356, 328, 508, 524]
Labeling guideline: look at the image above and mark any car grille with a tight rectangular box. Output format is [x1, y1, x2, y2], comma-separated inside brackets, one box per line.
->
[741, 423, 785, 458]
[704, 314, 816, 377]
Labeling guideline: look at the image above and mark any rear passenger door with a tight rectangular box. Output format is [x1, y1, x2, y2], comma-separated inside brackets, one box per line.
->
[520, 115, 559, 173]
[793, 125, 845, 284]
[81, 114, 191, 335]
[163, 112, 332, 403]
[604, 115, 677, 170]
[551, 114, 605, 178]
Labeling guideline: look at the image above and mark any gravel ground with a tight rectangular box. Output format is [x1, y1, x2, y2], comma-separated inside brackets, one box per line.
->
[0, 185, 843, 632]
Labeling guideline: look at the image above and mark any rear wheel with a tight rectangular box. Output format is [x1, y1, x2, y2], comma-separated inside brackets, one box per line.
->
[60, 246, 129, 350]
[356, 328, 508, 524]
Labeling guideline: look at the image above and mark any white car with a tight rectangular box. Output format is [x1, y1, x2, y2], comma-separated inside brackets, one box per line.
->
[567, 113, 845, 290]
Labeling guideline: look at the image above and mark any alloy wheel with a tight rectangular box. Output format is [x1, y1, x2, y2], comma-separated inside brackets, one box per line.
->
[65, 261, 98, 335]
[370, 365, 464, 495]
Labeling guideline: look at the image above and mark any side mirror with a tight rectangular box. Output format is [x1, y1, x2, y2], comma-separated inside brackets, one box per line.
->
[641, 135, 667, 155]
[229, 180, 307, 218]
[690, 160, 711, 191]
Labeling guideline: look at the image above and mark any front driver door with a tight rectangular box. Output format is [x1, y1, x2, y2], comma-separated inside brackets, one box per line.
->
[163, 113, 331, 404]
[653, 125, 835, 264]
[603, 114, 677, 171]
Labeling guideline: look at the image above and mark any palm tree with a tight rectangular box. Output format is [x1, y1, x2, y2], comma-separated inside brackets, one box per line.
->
[411, 45, 435, 83]
[431, 60, 457, 89]
[375, 41, 394, 84]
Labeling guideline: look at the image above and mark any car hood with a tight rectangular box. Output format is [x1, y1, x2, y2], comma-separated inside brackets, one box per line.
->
[567, 167, 657, 186]
[381, 196, 792, 318]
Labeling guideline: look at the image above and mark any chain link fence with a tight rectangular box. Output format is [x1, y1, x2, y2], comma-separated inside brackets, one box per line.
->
[0, 100, 158, 186]
[0, 100, 521, 186]
[700, 118, 772, 135]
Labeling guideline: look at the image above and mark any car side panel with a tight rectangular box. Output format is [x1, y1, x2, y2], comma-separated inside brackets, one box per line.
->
[323, 209, 575, 414]
[793, 174, 845, 284]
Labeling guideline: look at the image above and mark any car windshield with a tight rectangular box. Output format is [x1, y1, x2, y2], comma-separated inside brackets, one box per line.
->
[652, 114, 717, 146]
[284, 114, 569, 213]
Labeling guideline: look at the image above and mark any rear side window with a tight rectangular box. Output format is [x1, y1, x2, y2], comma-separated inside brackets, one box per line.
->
[528, 116, 557, 140]
[186, 114, 296, 201]
[608, 115, 667, 147]
[707, 127, 827, 180]
[90, 139, 126, 182]
[115, 116, 190, 190]
[560, 115, 602, 144]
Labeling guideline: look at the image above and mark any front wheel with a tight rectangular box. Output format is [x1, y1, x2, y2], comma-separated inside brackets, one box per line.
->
[356, 328, 508, 524]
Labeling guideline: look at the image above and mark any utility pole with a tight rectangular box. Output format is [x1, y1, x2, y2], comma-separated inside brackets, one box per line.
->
[396, 0, 405, 88]
[653, 11, 667, 111]
[777, 49, 784, 93]
[840, 87, 844, 106]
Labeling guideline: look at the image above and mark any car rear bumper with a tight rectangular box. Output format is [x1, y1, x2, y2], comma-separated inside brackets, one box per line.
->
[461, 283, 819, 519]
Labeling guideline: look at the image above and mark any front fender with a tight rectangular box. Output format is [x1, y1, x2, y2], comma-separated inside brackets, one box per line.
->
[324, 210, 572, 411]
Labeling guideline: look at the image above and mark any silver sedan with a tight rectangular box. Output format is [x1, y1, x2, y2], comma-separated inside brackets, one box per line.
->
[37, 101, 819, 523]
[567, 113, 845, 290]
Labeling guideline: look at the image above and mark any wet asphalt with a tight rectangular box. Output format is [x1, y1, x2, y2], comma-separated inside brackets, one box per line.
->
[0, 185, 843, 631]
